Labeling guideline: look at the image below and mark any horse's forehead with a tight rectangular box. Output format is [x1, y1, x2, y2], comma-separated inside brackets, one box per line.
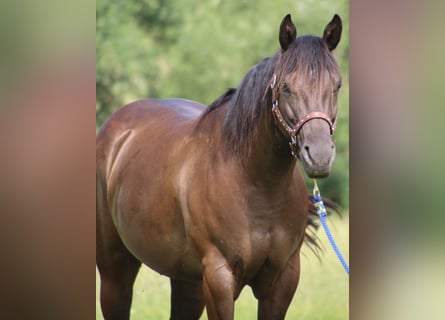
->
[288, 66, 339, 88]
[289, 44, 340, 84]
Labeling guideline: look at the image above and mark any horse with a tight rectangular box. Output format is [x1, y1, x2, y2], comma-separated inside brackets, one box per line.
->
[96, 13, 343, 320]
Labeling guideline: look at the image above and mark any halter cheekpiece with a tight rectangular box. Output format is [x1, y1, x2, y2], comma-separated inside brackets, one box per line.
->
[270, 74, 334, 156]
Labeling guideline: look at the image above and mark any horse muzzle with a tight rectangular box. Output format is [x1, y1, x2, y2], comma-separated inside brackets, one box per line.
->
[298, 138, 335, 178]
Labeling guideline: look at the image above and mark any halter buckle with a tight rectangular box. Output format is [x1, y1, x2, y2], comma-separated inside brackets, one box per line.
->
[289, 135, 298, 158]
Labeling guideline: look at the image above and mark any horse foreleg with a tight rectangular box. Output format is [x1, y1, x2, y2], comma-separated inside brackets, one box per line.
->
[170, 279, 205, 320]
[253, 251, 301, 320]
[202, 249, 235, 320]
[97, 205, 141, 319]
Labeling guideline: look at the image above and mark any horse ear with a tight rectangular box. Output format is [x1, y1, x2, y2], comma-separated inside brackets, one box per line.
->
[323, 14, 342, 51]
[279, 14, 297, 51]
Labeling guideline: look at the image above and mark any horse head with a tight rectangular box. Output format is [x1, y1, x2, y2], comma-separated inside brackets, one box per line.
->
[271, 14, 342, 178]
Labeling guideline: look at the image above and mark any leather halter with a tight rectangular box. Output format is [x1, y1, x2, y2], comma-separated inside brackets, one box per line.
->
[270, 74, 334, 156]
[272, 102, 334, 137]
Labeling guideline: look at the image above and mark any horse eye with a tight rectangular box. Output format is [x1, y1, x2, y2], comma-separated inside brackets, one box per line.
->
[333, 82, 342, 94]
[281, 83, 291, 94]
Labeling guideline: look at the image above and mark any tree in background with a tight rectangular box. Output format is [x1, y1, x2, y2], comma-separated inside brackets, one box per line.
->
[96, 0, 349, 207]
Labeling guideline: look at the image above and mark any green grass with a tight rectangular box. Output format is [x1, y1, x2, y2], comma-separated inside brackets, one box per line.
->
[96, 215, 349, 319]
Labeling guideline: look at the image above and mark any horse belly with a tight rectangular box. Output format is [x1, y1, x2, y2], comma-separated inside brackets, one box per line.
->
[109, 175, 202, 279]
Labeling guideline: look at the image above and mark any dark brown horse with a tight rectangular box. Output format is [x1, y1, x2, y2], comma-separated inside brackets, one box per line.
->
[97, 13, 342, 320]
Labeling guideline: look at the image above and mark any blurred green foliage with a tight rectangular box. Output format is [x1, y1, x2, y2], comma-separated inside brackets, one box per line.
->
[96, 0, 349, 207]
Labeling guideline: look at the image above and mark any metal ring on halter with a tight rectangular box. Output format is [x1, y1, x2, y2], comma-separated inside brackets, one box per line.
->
[270, 74, 277, 89]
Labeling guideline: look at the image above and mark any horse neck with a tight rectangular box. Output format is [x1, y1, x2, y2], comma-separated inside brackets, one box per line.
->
[242, 98, 296, 186]
[199, 95, 295, 186]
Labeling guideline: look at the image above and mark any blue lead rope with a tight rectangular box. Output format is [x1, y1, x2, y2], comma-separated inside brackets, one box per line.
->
[312, 180, 349, 274]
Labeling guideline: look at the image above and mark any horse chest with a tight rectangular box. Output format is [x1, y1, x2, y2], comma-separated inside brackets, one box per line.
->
[199, 188, 305, 278]
[253, 222, 300, 257]
[224, 220, 302, 282]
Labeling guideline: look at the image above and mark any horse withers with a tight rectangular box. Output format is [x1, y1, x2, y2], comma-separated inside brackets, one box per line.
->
[97, 13, 342, 320]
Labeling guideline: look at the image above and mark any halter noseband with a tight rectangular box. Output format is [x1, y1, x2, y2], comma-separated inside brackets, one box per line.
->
[272, 102, 334, 136]
[270, 74, 334, 156]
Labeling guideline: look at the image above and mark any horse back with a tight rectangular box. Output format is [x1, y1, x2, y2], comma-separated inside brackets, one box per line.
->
[97, 98, 203, 166]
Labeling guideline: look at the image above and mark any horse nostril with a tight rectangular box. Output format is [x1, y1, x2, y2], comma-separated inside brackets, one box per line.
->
[304, 145, 310, 153]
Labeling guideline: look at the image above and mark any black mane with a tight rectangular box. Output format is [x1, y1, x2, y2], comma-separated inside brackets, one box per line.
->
[200, 88, 237, 118]
[222, 56, 276, 154]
